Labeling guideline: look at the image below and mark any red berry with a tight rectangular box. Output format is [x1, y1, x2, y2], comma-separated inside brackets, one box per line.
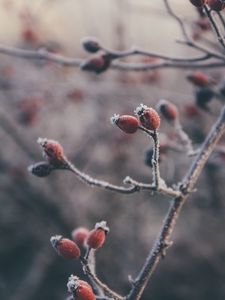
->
[207, 0, 225, 11]
[186, 71, 210, 87]
[71, 227, 89, 247]
[50, 236, 80, 259]
[111, 114, 139, 134]
[80, 51, 111, 74]
[135, 104, 160, 131]
[157, 100, 178, 122]
[86, 221, 109, 250]
[189, 0, 206, 7]
[67, 275, 96, 300]
[37, 138, 65, 167]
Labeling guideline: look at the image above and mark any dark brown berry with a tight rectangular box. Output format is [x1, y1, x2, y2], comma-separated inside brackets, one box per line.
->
[111, 114, 139, 134]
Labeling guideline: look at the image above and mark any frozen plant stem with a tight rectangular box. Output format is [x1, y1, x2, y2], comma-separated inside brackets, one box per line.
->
[126, 105, 225, 300]
[80, 257, 123, 300]
[151, 130, 160, 188]
[174, 120, 194, 154]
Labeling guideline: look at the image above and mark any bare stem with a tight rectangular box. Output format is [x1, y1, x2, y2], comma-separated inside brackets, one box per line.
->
[203, 5, 225, 50]
[174, 120, 194, 155]
[126, 105, 225, 300]
[80, 258, 124, 300]
[151, 130, 160, 188]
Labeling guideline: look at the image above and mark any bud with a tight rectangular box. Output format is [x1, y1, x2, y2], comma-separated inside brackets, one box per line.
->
[37, 138, 66, 167]
[71, 227, 89, 248]
[81, 37, 101, 53]
[157, 99, 178, 122]
[186, 71, 210, 87]
[50, 236, 81, 259]
[111, 114, 139, 134]
[80, 51, 111, 74]
[67, 275, 96, 300]
[195, 87, 214, 111]
[189, 0, 206, 7]
[27, 161, 52, 177]
[134, 104, 160, 131]
[86, 221, 109, 250]
[207, 0, 225, 11]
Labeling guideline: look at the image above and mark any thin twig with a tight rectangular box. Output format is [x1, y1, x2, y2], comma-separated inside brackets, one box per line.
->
[80, 258, 124, 300]
[174, 120, 194, 155]
[151, 130, 160, 188]
[164, 0, 225, 60]
[126, 105, 225, 300]
[203, 5, 225, 50]
[0, 44, 225, 72]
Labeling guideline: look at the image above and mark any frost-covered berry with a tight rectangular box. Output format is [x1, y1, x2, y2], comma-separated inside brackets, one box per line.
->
[111, 114, 139, 134]
[67, 275, 96, 300]
[37, 138, 65, 167]
[50, 236, 81, 259]
[135, 104, 160, 130]
[86, 221, 109, 250]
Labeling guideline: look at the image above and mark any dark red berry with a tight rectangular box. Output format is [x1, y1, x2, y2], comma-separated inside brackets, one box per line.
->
[50, 236, 81, 259]
[71, 227, 89, 248]
[186, 71, 210, 87]
[80, 51, 111, 74]
[67, 275, 96, 300]
[157, 100, 178, 122]
[111, 114, 139, 134]
[135, 104, 160, 131]
[86, 221, 109, 250]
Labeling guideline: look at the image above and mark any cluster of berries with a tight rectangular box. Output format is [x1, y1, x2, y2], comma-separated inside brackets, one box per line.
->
[80, 37, 112, 74]
[111, 104, 161, 134]
[111, 101, 179, 135]
[190, 0, 225, 11]
[50, 221, 109, 300]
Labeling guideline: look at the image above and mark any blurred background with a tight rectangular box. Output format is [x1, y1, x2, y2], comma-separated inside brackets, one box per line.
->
[0, 1, 225, 300]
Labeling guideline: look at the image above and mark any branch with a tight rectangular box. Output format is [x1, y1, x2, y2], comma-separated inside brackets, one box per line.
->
[80, 257, 124, 300]
[126, 105, 225, 300]
[203, 5, 225, 50]
[0, 44, 225, 72]
[163, 0, 225, 61]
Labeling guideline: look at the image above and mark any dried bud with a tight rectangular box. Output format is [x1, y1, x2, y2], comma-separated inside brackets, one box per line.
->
[135, 104, 160, 131]
[111, 114, 139, 134]
[27, 161, 52, 177]
[207, 0, 225, 11]
[157, 100, 178, 122]
[195, 18, 210, 31]
[67, 275, 96, 300]
[186, 71, 210, 87]
[71, 227, 89, 248]
[81, 37, 101, 53]
[86, 221, 109, 250]
[195, 87, 214, 111]
[37, 138, 66, 167]
[80, 51, 111, 74]
[50, 236, 81, 259]
[189, 0, 206, 7]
